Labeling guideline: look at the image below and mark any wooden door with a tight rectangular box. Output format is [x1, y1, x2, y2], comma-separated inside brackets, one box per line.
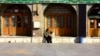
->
[2, 4, 32, 36]
[2, 14, 31, 36]
[3, 15, 10, 35]
[16, 14, 31, 35]
[59, 15, 66, 36]
[22, 14, 31, 35]
[9, 15, 16, 35]
[46, 14, 72, 36]
[53, 15, 60, 36]
[96, 19, 100, 36]
[65, 15, 72, 36]
[16, 14, 23, 35]
[3, 14, 17, 35]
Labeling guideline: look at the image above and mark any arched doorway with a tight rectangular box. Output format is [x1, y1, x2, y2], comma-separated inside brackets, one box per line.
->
[88, 4, 100, 37]
[44, 4, 77, 36]
[2, 4, 32, 36]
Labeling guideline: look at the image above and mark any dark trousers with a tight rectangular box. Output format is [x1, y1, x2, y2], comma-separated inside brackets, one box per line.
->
[47, 36, 52, 43]
[44, 36, 52, 43]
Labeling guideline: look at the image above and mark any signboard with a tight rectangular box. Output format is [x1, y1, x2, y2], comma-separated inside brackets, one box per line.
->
[34, 22, 40, 28]
[0, 0, 100, 4]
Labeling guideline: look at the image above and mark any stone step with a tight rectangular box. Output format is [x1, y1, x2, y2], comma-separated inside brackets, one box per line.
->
[0, 37, 75, 43]
[0, 37, 100, 43]
[82, 37, 100, 44]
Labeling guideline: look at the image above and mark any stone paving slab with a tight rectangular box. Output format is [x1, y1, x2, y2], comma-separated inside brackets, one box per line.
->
[0, 43, 100, 56]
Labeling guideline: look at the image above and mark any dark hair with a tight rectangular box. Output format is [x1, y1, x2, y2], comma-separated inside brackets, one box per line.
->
[46, 28, 49, 32]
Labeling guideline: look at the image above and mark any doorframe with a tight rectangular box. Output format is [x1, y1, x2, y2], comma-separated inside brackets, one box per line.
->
[45, 14, 73, 36]
[1, 14, 3, 36]
[1, 13, 32, 36]
[1, 4, 32, 36]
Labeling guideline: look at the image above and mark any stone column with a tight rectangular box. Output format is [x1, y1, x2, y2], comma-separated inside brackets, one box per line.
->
[78, 4, 86, 37]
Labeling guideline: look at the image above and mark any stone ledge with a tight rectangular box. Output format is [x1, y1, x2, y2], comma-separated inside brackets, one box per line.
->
[0, 37, 100, 43]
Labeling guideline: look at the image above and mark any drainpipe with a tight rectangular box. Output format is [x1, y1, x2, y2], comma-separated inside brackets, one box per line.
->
[31, 4, 33, 43]
[0, 8, 1, 35]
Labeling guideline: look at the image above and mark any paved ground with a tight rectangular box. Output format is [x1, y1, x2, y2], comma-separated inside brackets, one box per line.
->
[0, 43, 100, 56]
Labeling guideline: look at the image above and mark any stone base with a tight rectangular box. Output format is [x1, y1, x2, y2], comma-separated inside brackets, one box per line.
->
[0, 36, 100, 43]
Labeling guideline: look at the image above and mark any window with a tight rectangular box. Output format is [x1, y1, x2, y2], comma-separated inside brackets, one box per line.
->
[97, 19, 100, 28]
[54, 16, 59, 27]
[66, 16, 71, 27]
[11, 16, 16, 27]
[17, 16, 21, 27]
[14, 9, 18, 12]
[46, 6, 71, 14]
[10, 10, 13, 13]
[60, 17, 64, 27]
[24, 16, 28, 27]
[47, 16, 52, 27]
[90, 19, 94, 28]
[4, 16, 8, 27]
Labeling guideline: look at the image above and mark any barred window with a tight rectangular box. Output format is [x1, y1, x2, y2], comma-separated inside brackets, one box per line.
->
[46, 6, 71, 14]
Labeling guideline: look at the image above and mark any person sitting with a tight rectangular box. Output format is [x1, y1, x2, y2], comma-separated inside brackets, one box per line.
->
[43, 28, 53, 43]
